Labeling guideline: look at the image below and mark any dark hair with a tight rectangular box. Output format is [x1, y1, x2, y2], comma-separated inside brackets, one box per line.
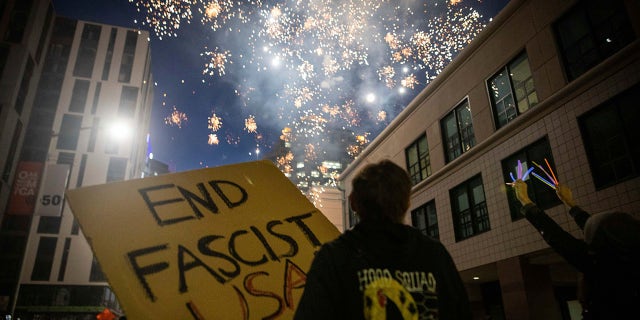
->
[350, 160, 411, 223]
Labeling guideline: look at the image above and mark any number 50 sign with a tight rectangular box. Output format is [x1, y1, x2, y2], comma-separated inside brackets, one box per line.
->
[36, 164, 70, 217]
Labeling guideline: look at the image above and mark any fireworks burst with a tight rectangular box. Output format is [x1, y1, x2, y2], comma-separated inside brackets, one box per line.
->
[244, 115, 257, 133]
[164, 106, 188, 128]
[202, 48, 231, 76]
[208, 112, 222, 131]
[135, 0, 498, 193]
[208, 133, 219, 145]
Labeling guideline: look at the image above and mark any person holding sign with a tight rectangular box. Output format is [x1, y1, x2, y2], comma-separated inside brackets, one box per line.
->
[510, 179, 640, 319]
[295, 160, 471, 319]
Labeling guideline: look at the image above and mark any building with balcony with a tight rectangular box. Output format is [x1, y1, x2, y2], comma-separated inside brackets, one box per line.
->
[339, 0, 639, 318]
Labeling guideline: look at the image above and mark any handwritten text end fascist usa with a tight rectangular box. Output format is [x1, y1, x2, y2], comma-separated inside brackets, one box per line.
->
[127, 179, 323, 316]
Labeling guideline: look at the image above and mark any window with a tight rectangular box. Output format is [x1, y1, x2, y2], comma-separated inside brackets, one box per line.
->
[69, 79, 90, 113]
[118, 86, 139, 117]
[554, 0, 634, 81]
[57, 238, 71, 281]
[4, 0, 33, 43]
[488, 52, 538, 129]
[411, 201, 439, 239]
[88, 118, 100, 152]
[76, 154, 88, 188]
[441, 99, 475, 163]
[405, 134, 431, 185]
[106, 157, 127, 182]
[118, 31, 138, 82]
[73, 24, 101, 78]
[37, 216, 62, 234]
[91, 82, 101, 114]
[35, 4, 54, 63]
[56, 114, 82, 150]
[31, 237, 57, 281]
[578, 84, 640, 189]
[450, 175, 490, 241]
[0, 45, 10, 77]
[15, 57, 34, 114]
[102, 28, 117, 80]
[501, 137, 560, 220]
[2, 120, 22, 182]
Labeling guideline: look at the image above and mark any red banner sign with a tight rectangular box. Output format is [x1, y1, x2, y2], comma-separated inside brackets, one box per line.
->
[7, 161, 44, 215]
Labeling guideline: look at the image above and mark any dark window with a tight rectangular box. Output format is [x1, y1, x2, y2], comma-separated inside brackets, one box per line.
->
[35, 4, 54, 63]
[554, 0, 635, 81]
[118, 86, 139, 118]
[69, 79, 90, 113]
[118, 31, 138, 82]
[411, 200, 439, 239]
[2, 120, 22, 182]
[57, 238, 72, 281]
[15, 56, 34, 114]
[88, 118, 100, 152]
[578, 84, 640, 189]
[488, 52, 538, 129]
[405, 134, 431, 185]
[76, 154, 87, 188]
[501, 137, 560, 220]
[450, 175, 490, 241]
[91, 82, 101, 114]
[106, 157, 127, 182]
[37, 216, 62, 234]
[31, 236, 57, 281]
[89, 255, 106, 282]
[102, 28, 117, 80]
[441, 99, 475, 163]
[73, 23, 101, 78]
[4, 0, 33, 43]
[56, 114, 82, 150]
[1, 44, 10, 77]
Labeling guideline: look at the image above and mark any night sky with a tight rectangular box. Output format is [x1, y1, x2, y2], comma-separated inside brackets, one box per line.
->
[51, 0, 511, 173]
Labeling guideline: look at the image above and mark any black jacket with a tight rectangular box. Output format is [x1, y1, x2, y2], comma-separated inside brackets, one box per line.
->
[294, 220, 471, 320]
[521, 204, 640, 319]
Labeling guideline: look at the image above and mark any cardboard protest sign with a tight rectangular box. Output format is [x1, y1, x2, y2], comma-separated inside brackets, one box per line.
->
[65, 160, 340, 319]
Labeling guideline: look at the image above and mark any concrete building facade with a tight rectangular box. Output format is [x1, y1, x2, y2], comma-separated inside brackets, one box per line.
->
[339, 0, 640, 319]
[0, 4, 153, 318]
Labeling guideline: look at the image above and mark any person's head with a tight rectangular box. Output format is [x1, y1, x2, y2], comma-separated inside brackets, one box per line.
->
[584, 211, 640, 251]
[349, 160, 411, 223]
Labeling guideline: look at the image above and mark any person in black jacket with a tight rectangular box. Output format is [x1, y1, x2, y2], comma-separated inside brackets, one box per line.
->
[295, 160, 471, 320]
[511, 180, 640, 319]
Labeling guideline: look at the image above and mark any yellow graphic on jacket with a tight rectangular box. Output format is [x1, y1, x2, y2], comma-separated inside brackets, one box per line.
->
[363, 277, 418, 320]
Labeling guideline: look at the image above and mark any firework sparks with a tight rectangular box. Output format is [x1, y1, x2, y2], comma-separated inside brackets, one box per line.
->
[131, 0, 496, 191]
[164, 106, 188, 128]
[202, 48, 231, 76]
[208, 112, 222, 131]
[244, 115, 257, 133]
[208, 133, 219, 145]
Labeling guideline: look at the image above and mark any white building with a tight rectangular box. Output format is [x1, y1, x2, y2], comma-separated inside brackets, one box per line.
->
[1, 9, 153, 319]
[339, 0, 639, 319]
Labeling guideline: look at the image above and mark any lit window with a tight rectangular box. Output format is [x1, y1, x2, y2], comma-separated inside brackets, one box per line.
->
[441, 99, 475, 163]
[488, 52, 537, 129]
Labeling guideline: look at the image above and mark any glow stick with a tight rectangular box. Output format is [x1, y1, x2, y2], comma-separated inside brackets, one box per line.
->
[510, 172, 516, 182]
[544, 158, 559, 184]
[522, 167, 535, 180]
[532, 172, 556, 189]
[532, 161, 557, 186]
[517, 160, 523, 179]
